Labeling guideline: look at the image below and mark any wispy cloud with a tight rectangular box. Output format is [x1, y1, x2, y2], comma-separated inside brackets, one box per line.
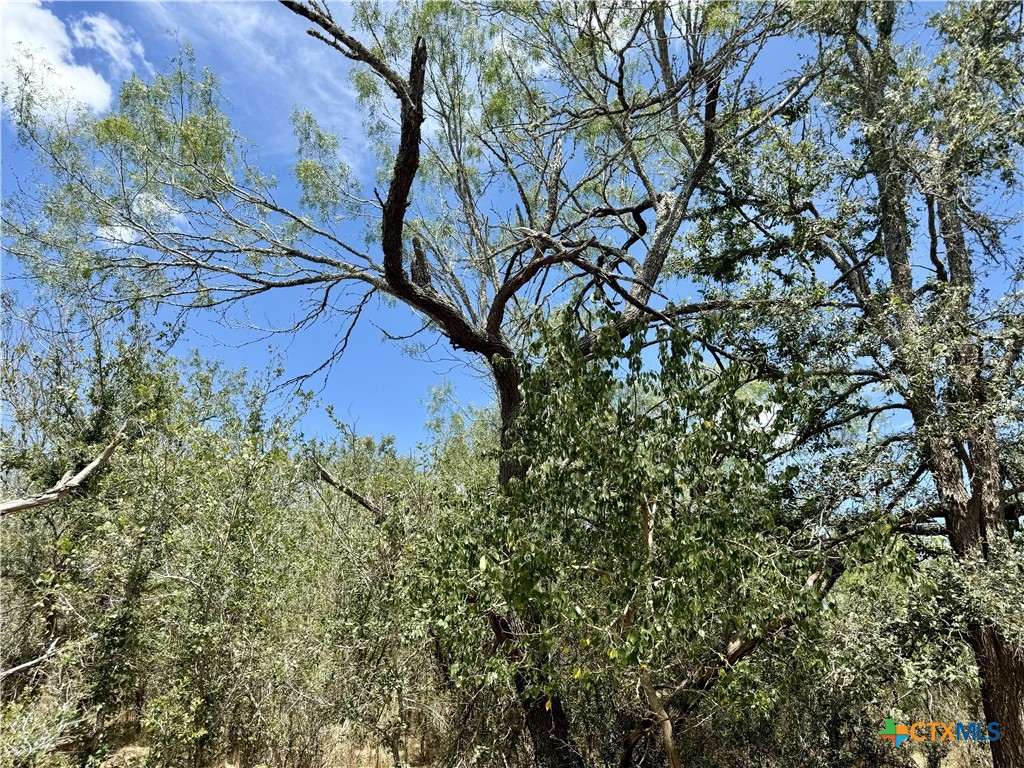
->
[71, 13, 152, 78]
[140, 1, 370, 173]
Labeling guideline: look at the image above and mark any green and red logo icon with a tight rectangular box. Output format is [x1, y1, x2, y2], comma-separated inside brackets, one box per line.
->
[879, 718, 910, 748]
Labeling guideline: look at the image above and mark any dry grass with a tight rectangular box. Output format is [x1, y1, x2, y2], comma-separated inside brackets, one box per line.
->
[94, 739, 996, 768]
[95, 729, 439, 768]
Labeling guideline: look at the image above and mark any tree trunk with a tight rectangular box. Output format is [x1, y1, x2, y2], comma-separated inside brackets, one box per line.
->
[929, 428, 1024, 768]
[968, 621, 1024, 768]
[964, 423, 1023, 768]
[855, 8, 1023, 756]
[516, 671, 585, 768]
[491, 356, 585, 768]
[491, 356, 525, 488]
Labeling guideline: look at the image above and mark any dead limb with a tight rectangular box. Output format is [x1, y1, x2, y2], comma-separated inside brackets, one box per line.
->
[0, 423, 130, 517]
[0, 639, 59, 680]
[313, 460, 386, 525]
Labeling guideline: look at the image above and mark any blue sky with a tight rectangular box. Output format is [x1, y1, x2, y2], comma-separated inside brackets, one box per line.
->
[1, 0, 493, 451]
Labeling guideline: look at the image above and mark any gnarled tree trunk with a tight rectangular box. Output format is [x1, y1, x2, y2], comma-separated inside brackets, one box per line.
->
[932, 430, 1024, 768]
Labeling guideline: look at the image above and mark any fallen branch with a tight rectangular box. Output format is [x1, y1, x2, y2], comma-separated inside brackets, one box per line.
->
[0, 639, 59, 680]
[313, 460, 386, 525]
[0, 423, 130, 517]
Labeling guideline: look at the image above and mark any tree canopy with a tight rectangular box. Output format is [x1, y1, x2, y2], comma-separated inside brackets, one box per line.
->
[2, 2, 1023, 768]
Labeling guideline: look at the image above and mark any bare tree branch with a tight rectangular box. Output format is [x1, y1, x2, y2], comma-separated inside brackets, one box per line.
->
[314, 460, 386, 525]
[0, 423, 130, 517]
[0, 639, 59, 680]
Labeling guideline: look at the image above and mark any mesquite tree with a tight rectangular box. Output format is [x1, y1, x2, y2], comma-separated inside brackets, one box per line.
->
[4, 2, 1022, 767]
[4, 4, 805, 765]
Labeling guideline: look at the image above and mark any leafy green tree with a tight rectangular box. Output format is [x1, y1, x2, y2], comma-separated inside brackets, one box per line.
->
[1, 4, 814, 763]
[681, 3, 1024, 764]
[1, 299, 442, 767]
[4, 2, 1023, 766]
[418, 312, 936, 766]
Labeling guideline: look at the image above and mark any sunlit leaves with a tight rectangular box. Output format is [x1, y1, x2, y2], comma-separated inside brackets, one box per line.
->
[291, 109, 358, 223]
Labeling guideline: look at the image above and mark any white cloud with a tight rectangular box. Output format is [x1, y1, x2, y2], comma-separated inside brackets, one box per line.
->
[133, 191, 187, 229]
[140, 1, 369, 169]
[1, 1, 148, 119]
[71, 13, 151, 78]
[96, 223, 140, 247]
[1, 1, 112, 114]
[96, 191, 188, 247]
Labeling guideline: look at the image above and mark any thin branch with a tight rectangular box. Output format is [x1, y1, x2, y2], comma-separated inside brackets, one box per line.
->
[0, 639, 59, 680]
[279, 1, 414, 109]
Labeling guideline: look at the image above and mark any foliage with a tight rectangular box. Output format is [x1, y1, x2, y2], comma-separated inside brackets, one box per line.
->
[0, 300, 441, 767]
[3, 1, 1024, 767]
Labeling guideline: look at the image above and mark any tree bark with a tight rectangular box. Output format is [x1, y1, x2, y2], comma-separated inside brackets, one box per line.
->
[921, 421, 1023, 768]
[934, 196, 1023, 768]
[491, 355, 525, 488]
[968, 621, 1024, 768]
[0, 424, 129, 516]
[515, 671, 584, 768]
[488, 608, 584, 768]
